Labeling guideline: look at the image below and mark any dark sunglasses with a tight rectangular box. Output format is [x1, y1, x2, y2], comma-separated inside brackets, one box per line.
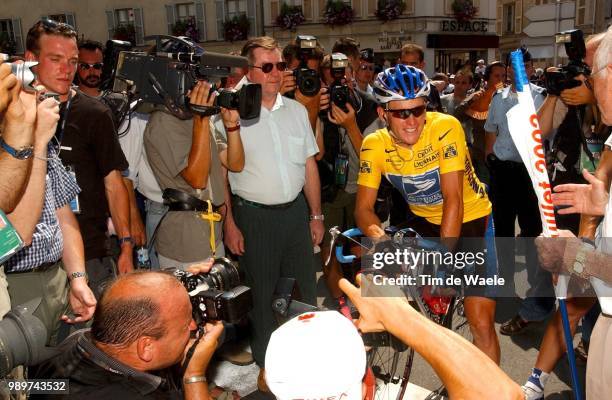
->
[359, 64, 374, 71]
[79, 62, 103, 70]
[387, 105, 427, 119]
[40, 19, 76, 33]
[250, 62, 287, 73]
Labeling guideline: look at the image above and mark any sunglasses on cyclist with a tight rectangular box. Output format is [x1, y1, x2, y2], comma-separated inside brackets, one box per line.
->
[79, 62, 103, 70]
[386, 105, 427, 119]
[249, 62, 287, 73]
[359, 64, 374, 71]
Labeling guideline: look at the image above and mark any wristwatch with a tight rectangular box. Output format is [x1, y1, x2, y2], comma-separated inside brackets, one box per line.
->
[309, 214, 324, 221]
[118, 236, 135, 246]
[69, 271, 88, 282]
[0, 137, 34, 160]
[572, 238, 595, 277]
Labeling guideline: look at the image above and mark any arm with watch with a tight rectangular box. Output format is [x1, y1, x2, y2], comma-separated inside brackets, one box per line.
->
[303, 155, 325, 245]
[56, 204, 97, 323]
[561, 236, 612, 284]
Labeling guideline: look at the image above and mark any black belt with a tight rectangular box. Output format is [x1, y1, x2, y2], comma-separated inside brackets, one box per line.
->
[163, 188, 222, 212]
[236, 195, 299, 209]
[10, 261, 59, 274]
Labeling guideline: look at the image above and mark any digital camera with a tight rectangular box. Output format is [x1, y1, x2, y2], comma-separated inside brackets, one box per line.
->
[545, 29, 590, 96]
[174, 258, 253, 325]
[292, 35, 321, 97]
[329, 53, 351, 112]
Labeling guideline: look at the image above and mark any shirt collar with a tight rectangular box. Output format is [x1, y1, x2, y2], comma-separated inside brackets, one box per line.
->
[76, 331, 165, 395]
[237, 76, 285, 112]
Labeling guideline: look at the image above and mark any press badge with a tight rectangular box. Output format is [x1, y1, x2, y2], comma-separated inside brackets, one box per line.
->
[334, 153, 349, 188]
[0, 210, 24, 264]
[65, 165, 81, 214]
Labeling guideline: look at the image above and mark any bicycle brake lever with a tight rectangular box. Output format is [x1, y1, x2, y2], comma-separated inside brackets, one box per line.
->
[325, 226, 342, 266]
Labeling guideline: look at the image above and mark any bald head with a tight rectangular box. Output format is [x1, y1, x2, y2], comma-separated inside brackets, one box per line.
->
[91, 272, 187, 347]
[588, 26, 612, 125]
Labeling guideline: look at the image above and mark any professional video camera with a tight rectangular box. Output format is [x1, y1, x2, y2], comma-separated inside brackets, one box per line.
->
[328, 52, 351, 113]
[0, 298, 56, 377]
[173, 258, 253, 325]
[545, 29, 591, 96]
[111, 35, 261, 120]
[292, 35, 321, 97]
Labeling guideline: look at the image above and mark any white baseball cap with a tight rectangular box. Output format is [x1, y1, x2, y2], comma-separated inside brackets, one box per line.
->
[265, 311, 367, 400]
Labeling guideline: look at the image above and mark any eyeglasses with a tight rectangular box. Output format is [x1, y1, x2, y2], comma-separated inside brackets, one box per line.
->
[249, 62, 287, 73]
[79, 62, 103, 70]
[40, 19, 76, 34]
[386, 105, 427, 119]
[359, 64, 374, 71]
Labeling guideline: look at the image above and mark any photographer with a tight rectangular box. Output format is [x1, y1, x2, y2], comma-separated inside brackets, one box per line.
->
[355, 48, 375, 95]
[3, 21, 97, 348]
[318, 43, 383, 312]
[521, 29, 611, 400]
[144, 79, 242, 270]
[32, 265, 224, 400]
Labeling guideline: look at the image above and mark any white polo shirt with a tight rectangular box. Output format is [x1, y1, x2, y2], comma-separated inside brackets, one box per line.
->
[216, 85, 318, 205]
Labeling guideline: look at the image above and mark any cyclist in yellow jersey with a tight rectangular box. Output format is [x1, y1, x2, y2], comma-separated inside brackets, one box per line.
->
[355, 65, 500, 363]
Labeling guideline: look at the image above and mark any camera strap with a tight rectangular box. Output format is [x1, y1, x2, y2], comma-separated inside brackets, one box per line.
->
[197, 200, 222, 257]
[180, 325, 206, 378]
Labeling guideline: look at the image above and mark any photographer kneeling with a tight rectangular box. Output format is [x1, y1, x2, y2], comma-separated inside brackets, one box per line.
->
[32, 263, 224, 400]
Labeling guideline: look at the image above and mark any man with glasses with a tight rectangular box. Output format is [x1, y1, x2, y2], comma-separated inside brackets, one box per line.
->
[356, 65, 499, 362]
[26, 20, 133, 298]
[355, 48, 375, 95]
[76, 40, 104, 98]
[216, 36, 322, 392]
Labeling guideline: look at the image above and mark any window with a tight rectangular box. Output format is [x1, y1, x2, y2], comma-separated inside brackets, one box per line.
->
[176, 3, 196, 22]
[106, 8, 144, 45]
[115, 8, 135, 26]
[0, 18, 23, 54]
[504, 3, 515, 34]
[576, 0, 586, 25]
[227, 0, 247, 18]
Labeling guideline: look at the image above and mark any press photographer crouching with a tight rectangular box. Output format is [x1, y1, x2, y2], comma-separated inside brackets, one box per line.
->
[31, 258, 253, 399]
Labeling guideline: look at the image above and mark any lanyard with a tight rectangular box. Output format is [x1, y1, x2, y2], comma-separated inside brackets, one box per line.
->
[54, 90, 74, 150]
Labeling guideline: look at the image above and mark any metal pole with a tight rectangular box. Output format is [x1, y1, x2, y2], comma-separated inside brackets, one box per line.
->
[553, 0, 561, 66]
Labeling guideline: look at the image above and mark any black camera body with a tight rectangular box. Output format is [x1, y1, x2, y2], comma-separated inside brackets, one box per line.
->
[292, 35, 321, 97]
[174, 258, 253, 325]
[112, 35, 261, 120]
[545, 29, 591, 96]
[329, 53, 351, 112]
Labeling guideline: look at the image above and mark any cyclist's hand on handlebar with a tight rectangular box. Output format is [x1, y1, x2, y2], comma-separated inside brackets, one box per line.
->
[339, 274, 414, 334]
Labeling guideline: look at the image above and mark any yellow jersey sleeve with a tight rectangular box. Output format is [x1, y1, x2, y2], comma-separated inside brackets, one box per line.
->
[436, 115, 468, 175]
[357, 130, 385, 189]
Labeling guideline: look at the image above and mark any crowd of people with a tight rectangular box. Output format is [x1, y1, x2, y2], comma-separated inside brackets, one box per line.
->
[0, 16, 610, 400]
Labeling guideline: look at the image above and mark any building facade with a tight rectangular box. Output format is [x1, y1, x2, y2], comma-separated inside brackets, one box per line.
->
[1, 0, 504, 76]
[496, 0, 612, 67]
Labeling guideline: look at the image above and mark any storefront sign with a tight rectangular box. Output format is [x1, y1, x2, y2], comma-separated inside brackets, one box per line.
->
[440, 20, 488, 33]
[378, 35, 411, 51]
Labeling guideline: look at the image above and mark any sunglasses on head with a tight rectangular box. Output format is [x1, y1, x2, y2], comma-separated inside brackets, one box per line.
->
[40, 19, 76, 33]
[386, 105, 427, 119]
[79, 62, 103, 70]
[249, 62, 287, 73]
[359, 64, 374, 71]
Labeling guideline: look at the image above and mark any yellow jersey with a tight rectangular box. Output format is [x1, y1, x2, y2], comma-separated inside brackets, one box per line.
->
[357, 112, 491, 225]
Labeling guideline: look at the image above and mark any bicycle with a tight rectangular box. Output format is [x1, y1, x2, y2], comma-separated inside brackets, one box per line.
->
[327, 226, 472, 400]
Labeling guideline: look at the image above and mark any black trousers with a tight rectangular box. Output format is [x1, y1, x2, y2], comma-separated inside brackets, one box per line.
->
[233, 193, 316, 367]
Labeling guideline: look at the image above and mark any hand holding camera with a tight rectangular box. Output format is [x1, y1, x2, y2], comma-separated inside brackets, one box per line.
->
[188, 81, 216, 118]
[559, 75, 596, 106]
[280, 69, 296, 95]
[33, 92, 61, 149]
[0, 62, 19, 114]
[328, 101, 357, 130]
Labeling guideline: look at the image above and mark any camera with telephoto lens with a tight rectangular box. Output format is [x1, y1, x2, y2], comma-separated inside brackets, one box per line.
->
[292, 35, 321, 97]
[0, 298, 57, 377]
[329, 53, 351, 113]
[173, 257, 253, 325]
[111, 35, 261, 120]
[545, 29, 590, 96]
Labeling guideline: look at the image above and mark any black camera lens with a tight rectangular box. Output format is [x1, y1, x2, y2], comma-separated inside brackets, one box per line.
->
[294, 68, 321, 97]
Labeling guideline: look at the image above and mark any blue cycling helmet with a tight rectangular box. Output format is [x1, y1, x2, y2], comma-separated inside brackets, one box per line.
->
[373, 65, 431, 105]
